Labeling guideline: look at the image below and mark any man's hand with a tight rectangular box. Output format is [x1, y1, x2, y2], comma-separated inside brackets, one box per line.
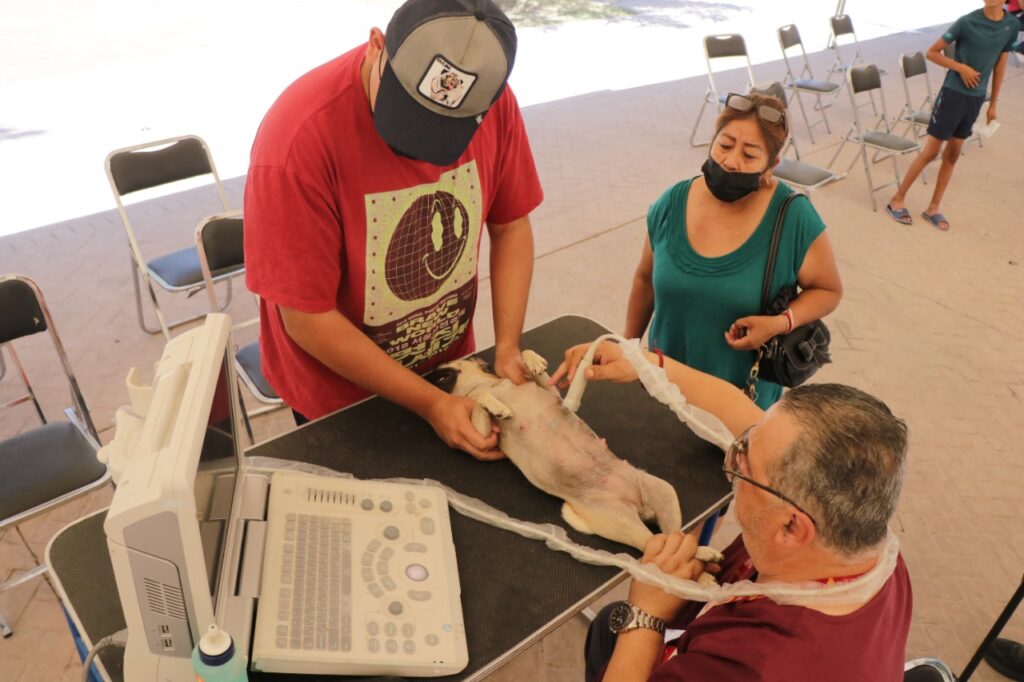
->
[493, 346, 529, 385]
[987, 104, 998, 125]
[957, 64, 981, 89]
[724, 314, 788, 351]
[424, 394, 505, 461]
[628, 532, 716, 621]
[549, 341, 643, 389]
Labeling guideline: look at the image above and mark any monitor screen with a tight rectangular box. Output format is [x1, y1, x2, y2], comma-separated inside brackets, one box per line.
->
[193, 351, 240, 601]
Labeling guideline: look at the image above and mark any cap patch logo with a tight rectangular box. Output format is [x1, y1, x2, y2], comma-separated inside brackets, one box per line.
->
[418, 55, 477, 109]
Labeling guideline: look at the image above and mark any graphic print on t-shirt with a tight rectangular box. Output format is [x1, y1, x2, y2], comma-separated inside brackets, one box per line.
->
[364, 160, 482, 368]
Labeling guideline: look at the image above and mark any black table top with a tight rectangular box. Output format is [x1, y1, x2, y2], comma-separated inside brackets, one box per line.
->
[48, 315, 731, 681]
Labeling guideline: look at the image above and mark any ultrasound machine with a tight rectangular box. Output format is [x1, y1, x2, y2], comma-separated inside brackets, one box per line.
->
[100, 314, 468, 681]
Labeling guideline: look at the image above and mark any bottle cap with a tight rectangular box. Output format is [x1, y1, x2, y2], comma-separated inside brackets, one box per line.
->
[198, 623, 235, 666]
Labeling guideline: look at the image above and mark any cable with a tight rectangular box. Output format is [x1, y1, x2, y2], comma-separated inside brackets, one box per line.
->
[80, 628, 127, 682]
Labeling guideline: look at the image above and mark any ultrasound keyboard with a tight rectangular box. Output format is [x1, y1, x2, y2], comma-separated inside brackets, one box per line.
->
[251, 472, 468, 676]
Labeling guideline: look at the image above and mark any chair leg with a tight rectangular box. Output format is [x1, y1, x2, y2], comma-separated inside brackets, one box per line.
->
[860, 144, 879, 211]
[132, 258, 170, 338]
[689, 92, 713, 147]
[0, 610, 11, 638]
[827, 127, 854, 169]
[792, 89, 816, 144]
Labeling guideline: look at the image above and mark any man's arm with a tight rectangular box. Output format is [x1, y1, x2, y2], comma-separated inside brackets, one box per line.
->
[487, 214, 534, 383]
[280, 307, 503, 460]
[988, 52, 1009, 123]
[551, 342, 763, 436]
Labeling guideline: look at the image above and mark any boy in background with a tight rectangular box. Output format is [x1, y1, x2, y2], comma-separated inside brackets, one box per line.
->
[886, 0, 1017, 231]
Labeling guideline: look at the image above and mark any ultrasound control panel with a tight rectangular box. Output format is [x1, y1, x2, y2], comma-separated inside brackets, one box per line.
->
[251, 472, 468, 677]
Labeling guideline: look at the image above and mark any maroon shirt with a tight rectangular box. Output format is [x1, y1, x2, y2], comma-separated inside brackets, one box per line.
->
[615, 535, 912, 681]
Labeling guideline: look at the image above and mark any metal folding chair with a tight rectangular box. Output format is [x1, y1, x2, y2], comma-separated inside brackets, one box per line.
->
[826, 15, 886, 115]
[195, 211, 285, 439]
[746, 82, 841, 194]
[0, 274, 109, 638]
[689, 34, 756, 147]
[105, 135, 242, 340]
[777, 24, 840, 144]
[827, 64, 921, 211]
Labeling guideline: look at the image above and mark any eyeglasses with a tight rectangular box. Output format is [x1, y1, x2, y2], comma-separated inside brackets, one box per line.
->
[723, 427, 817, 526]
[724, 93, 788, 131]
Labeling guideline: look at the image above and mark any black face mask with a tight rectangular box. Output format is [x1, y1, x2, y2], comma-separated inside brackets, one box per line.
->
[701, 156, 763, 203]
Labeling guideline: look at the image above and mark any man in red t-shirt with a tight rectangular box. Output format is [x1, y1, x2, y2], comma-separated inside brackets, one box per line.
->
[244, 0, 543, 459]
[551, 347, 913, 681]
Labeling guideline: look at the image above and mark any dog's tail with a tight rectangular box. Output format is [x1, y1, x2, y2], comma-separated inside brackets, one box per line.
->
[638, 471, 683, 534]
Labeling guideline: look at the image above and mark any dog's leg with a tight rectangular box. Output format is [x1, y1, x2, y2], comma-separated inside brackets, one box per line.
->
[463, 390, 513, 439]
[562, 500, 654, 551]
[522, 349, 558, 393]
[637, 471, 683, 534]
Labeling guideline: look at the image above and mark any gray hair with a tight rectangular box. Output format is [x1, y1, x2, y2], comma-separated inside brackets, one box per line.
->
[770, 384, 908, 557]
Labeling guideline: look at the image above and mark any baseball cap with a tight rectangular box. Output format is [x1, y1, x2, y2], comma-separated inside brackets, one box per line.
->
[373, 0, 517, 166]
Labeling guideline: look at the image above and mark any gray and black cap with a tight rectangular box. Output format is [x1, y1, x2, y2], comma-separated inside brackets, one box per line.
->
[374, 0, 517, 166]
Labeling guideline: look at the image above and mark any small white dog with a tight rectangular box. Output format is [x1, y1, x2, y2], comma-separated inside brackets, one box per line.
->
[434, 351, 720, 562]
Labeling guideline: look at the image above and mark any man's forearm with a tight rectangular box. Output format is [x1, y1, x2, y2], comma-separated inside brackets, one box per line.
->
[657, 353, 764, 435]
[281, 308, 442, 417]
[488, 216, 534, 352]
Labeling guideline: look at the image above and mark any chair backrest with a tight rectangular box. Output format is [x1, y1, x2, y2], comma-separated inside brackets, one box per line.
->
[901, 51, 928, 79]
[846, 63, 893, 132]
[899, 51, 933, 110]
[849, 63, 882, 95]
[195, 211, 252, 315]
[831, 14, 855, 39]
[778, 24, 802, 50]
[107, 136, 214, 197]
[0, 274, 98, 440]
[104, 135, 231, 271]
[704, 34, 756, 100]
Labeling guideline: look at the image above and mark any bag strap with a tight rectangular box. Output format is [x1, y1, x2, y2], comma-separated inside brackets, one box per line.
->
[759, 192, 805, 314]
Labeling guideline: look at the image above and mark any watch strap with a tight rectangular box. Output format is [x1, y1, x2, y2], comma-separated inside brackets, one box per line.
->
[622, 604, 666, 635]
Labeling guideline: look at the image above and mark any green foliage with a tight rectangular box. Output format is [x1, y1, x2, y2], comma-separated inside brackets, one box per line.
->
[494, 0, 634, 27]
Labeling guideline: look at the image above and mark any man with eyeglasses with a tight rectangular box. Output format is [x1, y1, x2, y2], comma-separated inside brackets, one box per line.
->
[551, 343, 911, 681]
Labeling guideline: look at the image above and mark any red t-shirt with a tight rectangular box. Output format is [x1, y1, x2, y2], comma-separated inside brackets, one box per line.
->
[244, 45, 543, 419]
[604, 536, 913, 682]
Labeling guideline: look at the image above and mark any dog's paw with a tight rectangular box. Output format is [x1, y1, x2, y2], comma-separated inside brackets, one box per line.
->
[695, 546, 725, 565]
[521, 350, 548, 378]
[478, 392, 513, 420]
[696, 571, 719, 587]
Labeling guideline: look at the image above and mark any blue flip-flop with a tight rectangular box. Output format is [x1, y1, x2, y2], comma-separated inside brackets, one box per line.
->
[921, 211, 950, 231]
[885, 203, 912, 225]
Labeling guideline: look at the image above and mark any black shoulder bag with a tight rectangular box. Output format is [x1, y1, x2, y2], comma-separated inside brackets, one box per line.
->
[746, 193, 832, 401]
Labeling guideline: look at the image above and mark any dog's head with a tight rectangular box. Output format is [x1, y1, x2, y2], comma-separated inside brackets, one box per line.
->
[427, 358, 498, 397]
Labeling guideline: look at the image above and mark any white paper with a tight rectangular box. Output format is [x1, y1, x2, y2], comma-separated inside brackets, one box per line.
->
[976, 120, 1000, 138]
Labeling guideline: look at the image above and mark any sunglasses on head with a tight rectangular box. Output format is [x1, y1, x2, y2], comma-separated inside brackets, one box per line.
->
[724, 93, 788, 131]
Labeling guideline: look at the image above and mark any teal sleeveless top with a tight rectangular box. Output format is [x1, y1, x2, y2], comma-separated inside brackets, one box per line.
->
[647, 179, 826, 409]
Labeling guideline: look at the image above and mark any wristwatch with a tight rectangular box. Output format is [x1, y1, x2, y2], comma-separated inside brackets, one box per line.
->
[607, 601, 666, 635]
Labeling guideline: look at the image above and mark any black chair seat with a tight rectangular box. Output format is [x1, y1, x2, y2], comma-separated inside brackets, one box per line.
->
[775, 159, 835, 188]
[859, 130, 920, 152]
[236, 341, 279, 400]
[795, 78, 839, 93]
[0, 422, 103, 520]
[147, 247, 242, 290]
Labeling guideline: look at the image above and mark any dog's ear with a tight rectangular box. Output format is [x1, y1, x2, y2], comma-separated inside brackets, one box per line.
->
[472, 357, 493, 373]
[426, 366, 459, 394]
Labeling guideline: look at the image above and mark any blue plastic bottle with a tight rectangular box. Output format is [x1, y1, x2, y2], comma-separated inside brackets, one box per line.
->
[192, 624, 249, 682]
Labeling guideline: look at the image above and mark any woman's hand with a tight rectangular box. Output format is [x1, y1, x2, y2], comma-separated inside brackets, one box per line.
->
[549, 341, 645, 389]
[724, 314, 787, 351]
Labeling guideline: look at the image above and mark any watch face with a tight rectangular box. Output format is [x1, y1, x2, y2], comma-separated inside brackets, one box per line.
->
[608, 602, 634, 632]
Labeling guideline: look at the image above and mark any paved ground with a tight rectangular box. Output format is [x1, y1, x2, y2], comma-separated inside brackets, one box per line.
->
[2, 5, 1024, 682]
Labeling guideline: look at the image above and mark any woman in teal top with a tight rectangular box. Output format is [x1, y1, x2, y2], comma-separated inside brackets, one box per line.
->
[625, 93, 843, 408]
